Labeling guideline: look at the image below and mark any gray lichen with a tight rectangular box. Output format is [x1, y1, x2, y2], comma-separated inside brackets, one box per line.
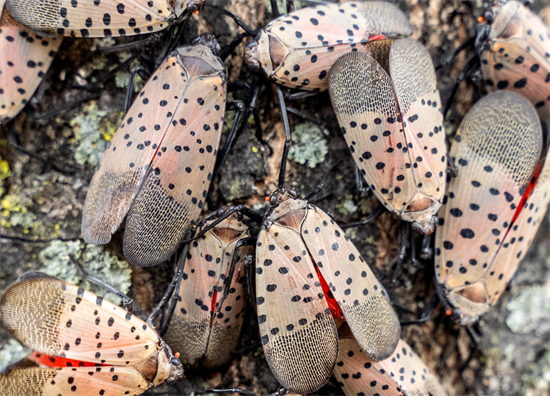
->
[506, 284, 550, 336]
[288, 122, 328, 168]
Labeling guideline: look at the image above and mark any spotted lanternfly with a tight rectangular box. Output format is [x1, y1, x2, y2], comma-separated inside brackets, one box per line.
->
[476, 0, 550, 125]
[435, 91, 546, 325]
[82, 34, 226, 266]
[541, 5, 550, 27]
[245, 1, 412, 92]
[256, 188, 400, 394]
[329, 39, 446, 234]
[163, 210, 253, 369]
[0, 272, 184, 396]
[0, 4, 62, 124]
[6, 0, 204, 38]
[334, 323, 447, 396]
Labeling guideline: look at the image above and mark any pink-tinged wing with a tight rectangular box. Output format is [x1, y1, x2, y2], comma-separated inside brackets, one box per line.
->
[6, 0, 174, 38]
[435, 92, 542, 324]
[256, 224, 338, 394]
[82, 53, 190, 245]
[389, 38, 446, 228]
[268, 1, 411, 50]
[164, 215, 250, 369]
[0, 366, 151, 396]
[335, 335, 447, 396]
[329, 48, 424, 226]
[0, 273, 162, 366]
[0, 9, 61, 124]
[122, 72, 225, 266]
[479, 1, 550, 124]
[484, 154, 550, 303]
[301, 204, 400, 361]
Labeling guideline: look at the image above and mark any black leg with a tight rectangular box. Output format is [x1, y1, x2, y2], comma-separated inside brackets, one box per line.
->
[355, 166, 370, 196]
[443, 54, 481, 120]
[243, 254, 257, 316]
[148, 249, 186, 329]
[219, 32, 248, 61]
[195, 388, 257, 396]
[409, 230, 424, 270]
[276, 86, 292, 189]
[206, 5, 257, 37]
[216, 237, 256, 311]
[270, 0, 280, 17]
[436, 36, 476, 71]
[98, 34, 161, 53]
[71, 257, 133, 312]
[420, 234, 433, 260]
[304, 183, 324, 200]
[124, 63, 151, 114]
[400, 292, 440, 326]
[390, 223, 409, 288]
[341, 205, 385, 229]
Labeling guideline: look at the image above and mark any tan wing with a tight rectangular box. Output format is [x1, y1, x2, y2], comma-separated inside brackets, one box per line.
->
[256, 224, 338, 394]
[435, 92, 542, 325]
[479, 1, 550, 124]
[329, 47, 440, 232]
[0, 273, 161, 366]
[389, 38, 446, 230]
[164, 214, 250, 369]
[122, 71, 225, 266]
[301, 204, 399, 361]
[484, 153, 550, 303]
[0, 9, 62, 124]
[82, 52, 190, 245]
[6, 0, 174, 38]
[335, 335, 447, 396]
[0, 366, 150, 396]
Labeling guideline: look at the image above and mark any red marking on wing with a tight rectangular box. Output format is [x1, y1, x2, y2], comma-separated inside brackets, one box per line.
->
[30, 352, 106, 368]
[314, 264, 343, 320]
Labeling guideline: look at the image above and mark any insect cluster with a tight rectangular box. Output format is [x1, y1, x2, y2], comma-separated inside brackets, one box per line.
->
[0, 0, 549, 395]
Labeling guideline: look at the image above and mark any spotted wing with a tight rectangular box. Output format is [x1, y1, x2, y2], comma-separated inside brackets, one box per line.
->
[435, 92, 542, 324]
[301, 204, 399, 361]
[389, 39, 446, 210]
[164, 224, 250, 369]
[0, 273, 161, 366]
[0, 9, 61, 125]
[256, 225, 338, 394]
[484, 154, 550, 302]
[335, 335, 447, 396]
[6, 0, 174, 38]
[82, 52, 190, 245]
[0, 366, 150, 396]
[122, 71, 225, 266]
[329, 47, 417, 218]
[268, 1, 412, 50]
[479, 1, 550, 125]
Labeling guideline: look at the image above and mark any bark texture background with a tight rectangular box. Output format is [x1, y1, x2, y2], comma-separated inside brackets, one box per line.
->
[0, 1, 549, 395]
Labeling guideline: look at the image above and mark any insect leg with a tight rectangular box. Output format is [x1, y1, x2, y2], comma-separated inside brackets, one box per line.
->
[400, 292, 440, 326]
[355, 165, 370, 196]
[276, 86, 292, 189]
[206, 5, 258, 37]
[217, 237, 256, 311]
[196, 388, 257, 395]
[391, 223, 409, 288]
[341, 205, 385, 229]
[71, 257, 134, 312]
[436, 36, 476, 71]
[420, 234, 433, 260]
[443, 54, 481, 120]
[243, 254, 257, 316]
[124, 63, 152, 114]
[219, 32, 248, 61]
[270, 0, 281, 17]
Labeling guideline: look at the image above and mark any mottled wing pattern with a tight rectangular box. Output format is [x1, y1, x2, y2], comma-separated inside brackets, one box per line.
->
[164, 216, 250, 369]
[0, 9, 61, 124]
[0, 273, 161, 367]
[6, 0, 174, 38]
[389, 39, 446, 209]
[268, 1, 412, 49]
[329, 49, 414, 216]
[479, 1, 550, 124]
[485, 154, 550, 301]
[82, 53, 189, 246]
[301, 204, 400, 361]
[123, 71, 225, 266]
[335, 336, 447, 396]
[435, 92, 541, 323]
[256, 224, 338, 394]
[0, 366, 150, 396]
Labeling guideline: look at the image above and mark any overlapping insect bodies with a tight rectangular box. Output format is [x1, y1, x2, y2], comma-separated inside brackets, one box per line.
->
[329, 39, 446, 234]
[256, 189, 400, 394]
[477, 0, 550, 126]
[245, 1, 413, 91]
[83, 34, 226, 266]
[0, 5, 62, 124]
[163, 210, 253, 370]
[435, 92, 546, 326]
[6, 0, 204, 38]
[334, 324, 447, 396]
[0, 273, 183, 396]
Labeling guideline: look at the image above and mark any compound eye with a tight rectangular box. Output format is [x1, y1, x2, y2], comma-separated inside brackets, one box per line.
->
[171, 357, 180, 365]
[269, 195, 278, 205]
